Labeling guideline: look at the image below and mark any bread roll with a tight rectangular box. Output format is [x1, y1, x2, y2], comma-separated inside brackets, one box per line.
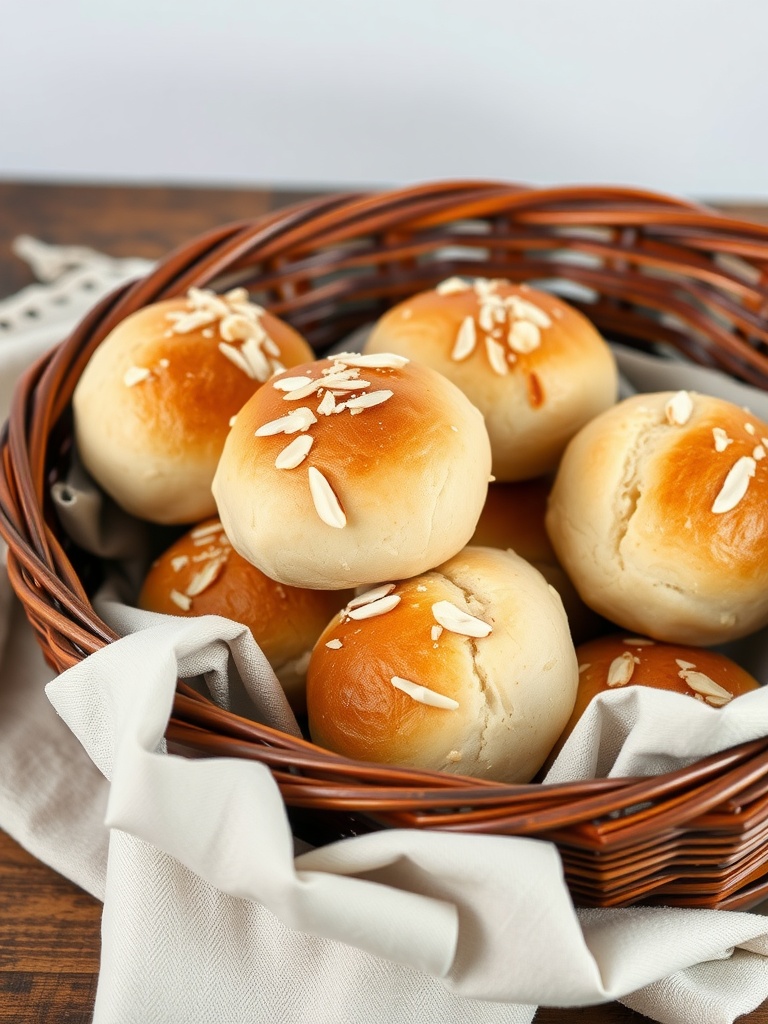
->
[546, 390, 768, 644]
[138, 517, 350, 710]
[212, 352, 492, 590]
[470, 480, 605, 643]
[364, 277, 617, 480]
[306, 546, 578, 783]
[543, 633, 761, 770]
[73, 287, 313, 524]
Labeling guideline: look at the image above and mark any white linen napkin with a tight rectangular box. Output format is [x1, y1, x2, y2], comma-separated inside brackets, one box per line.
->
[3, 240, 768, 1024]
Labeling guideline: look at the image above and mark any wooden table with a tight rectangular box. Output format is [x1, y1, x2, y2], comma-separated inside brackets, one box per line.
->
[1, 181, 767, 1024]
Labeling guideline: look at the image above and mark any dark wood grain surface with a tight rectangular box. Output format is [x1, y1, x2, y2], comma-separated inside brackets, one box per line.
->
[1, 180, 767, 1024]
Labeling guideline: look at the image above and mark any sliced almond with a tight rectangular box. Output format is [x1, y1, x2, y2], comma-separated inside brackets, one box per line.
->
[170, 555, 189, 572]
[275, 434, 313, 469]
[346, 594, 401, 620]
[431, 600, 492, 638]
[508, 319, 541, 354]
[345, 390, 394, 410]
[430, 625, 443, 642]
[711, 456, 757, 514]
[451, 316, 477, 361]
[485, 336, 508, 376]
[665, 390, 694, 426]
[435, 277, 469, 295]
[391, 676, 459, 711]
[123, 366, 151, 387]
[607, 652, 635, 687]
[346, 584, 396, 610]
[169, 589, 192, 611]
[272, 375, 314, 392]
[255, 408, 317, 436]
[753, 445, 766, 461]
[712, 427, 733, 452]
[308, 466, 346, 528]
[334, 353, 409, 369]
[191, 522, 224, 539]
[185, 557, 226, 597]
[325, 639, 343, 650]
[218, 342, 255, 378]
[680, 669, 733, 706]
[675, 659, 697, 671]
[316, 390, 337, 416]
[506, 296, 553, 328]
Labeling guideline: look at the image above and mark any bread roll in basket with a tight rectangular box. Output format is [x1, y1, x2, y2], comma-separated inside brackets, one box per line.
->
[2, 180, 768, 911]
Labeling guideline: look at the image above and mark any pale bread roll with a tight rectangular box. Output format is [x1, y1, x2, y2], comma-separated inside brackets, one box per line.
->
[364, 278, 618, 480]
[73, 288, 313, 524]
[546, 390, 768, 644]
[212, 353, 492, 590]
[306, 546, 579, 783]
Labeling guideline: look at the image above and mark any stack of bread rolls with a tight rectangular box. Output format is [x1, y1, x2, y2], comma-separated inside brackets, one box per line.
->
[71, 278, 767, 785]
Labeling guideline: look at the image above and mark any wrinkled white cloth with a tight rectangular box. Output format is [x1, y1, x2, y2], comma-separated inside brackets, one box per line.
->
[3, 241, 768, 1024]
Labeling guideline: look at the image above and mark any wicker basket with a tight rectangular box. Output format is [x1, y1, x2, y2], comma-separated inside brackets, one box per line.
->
[4, 180, 768, 912]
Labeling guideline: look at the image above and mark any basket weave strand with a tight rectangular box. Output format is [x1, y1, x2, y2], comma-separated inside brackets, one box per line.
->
[3, 180, 768, 909]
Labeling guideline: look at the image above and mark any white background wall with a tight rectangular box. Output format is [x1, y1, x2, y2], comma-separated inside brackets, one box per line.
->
[2, 0, 766, 199]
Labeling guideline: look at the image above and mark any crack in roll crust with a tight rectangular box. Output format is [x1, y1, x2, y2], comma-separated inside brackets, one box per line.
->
[546, 391, 768, 644]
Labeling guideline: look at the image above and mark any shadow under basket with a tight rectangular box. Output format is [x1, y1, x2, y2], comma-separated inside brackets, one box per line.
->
[3, 180, 768, 912]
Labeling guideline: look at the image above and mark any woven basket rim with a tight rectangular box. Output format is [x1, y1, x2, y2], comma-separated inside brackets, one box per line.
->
[4, 179, 768, 909]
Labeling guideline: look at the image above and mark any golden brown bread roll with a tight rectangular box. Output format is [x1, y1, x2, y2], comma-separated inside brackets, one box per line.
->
[470, 480, 605, 643]
[212, 352, 492, 590]
[542, 633, 761, 771]
[546, 390, 768, 644]
[363, 277, 618, 481]
[138, 517, 351, 710]
[73, 287, 313, 524]
[306, 546, 578, 783]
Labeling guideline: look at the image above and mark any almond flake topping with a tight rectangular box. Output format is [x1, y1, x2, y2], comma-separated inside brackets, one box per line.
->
[275, 434, 313, 469]
[746, 423, 756, 435]
[185, 557, 226, 597]
[219, 342, 256, 378]
[169, 589, 192, 611]
[711, 456, 756, 514]
[665, 390, 694, 426]
[170, 556, 189, 572]
[436, 277, 470, 295]
[675, 659, 697, 671]
[754, 445, 766, 461]
[678, 668, 733, 706]
[335, 353, 409, 369]
[316, 390, 337, 416]
[607, 652, 635, 687]
[346, 594, 401, 620]
[191, 521, 225, 539]
[485, 337, 508, 376]
[505, 296, 553, 329]
[452, 316, 477, 361]
[272, 376, 314, 392]
[391, 676, 459, 711]
[308, 466, 346, 528]
[325, 639, 343, 650]
[124, 366, 151, 387]
[255, 407, 317, 436]
[347, 584, 396, 610]
[508, 319, 541, 354]
[345, 390, 394, 410]
[167, 287, 282, 380]
[431, 625, 443, 642]
[712, 427, 733, 452]
[431, 601, 492, 638]
[578, 663, 591, 674]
